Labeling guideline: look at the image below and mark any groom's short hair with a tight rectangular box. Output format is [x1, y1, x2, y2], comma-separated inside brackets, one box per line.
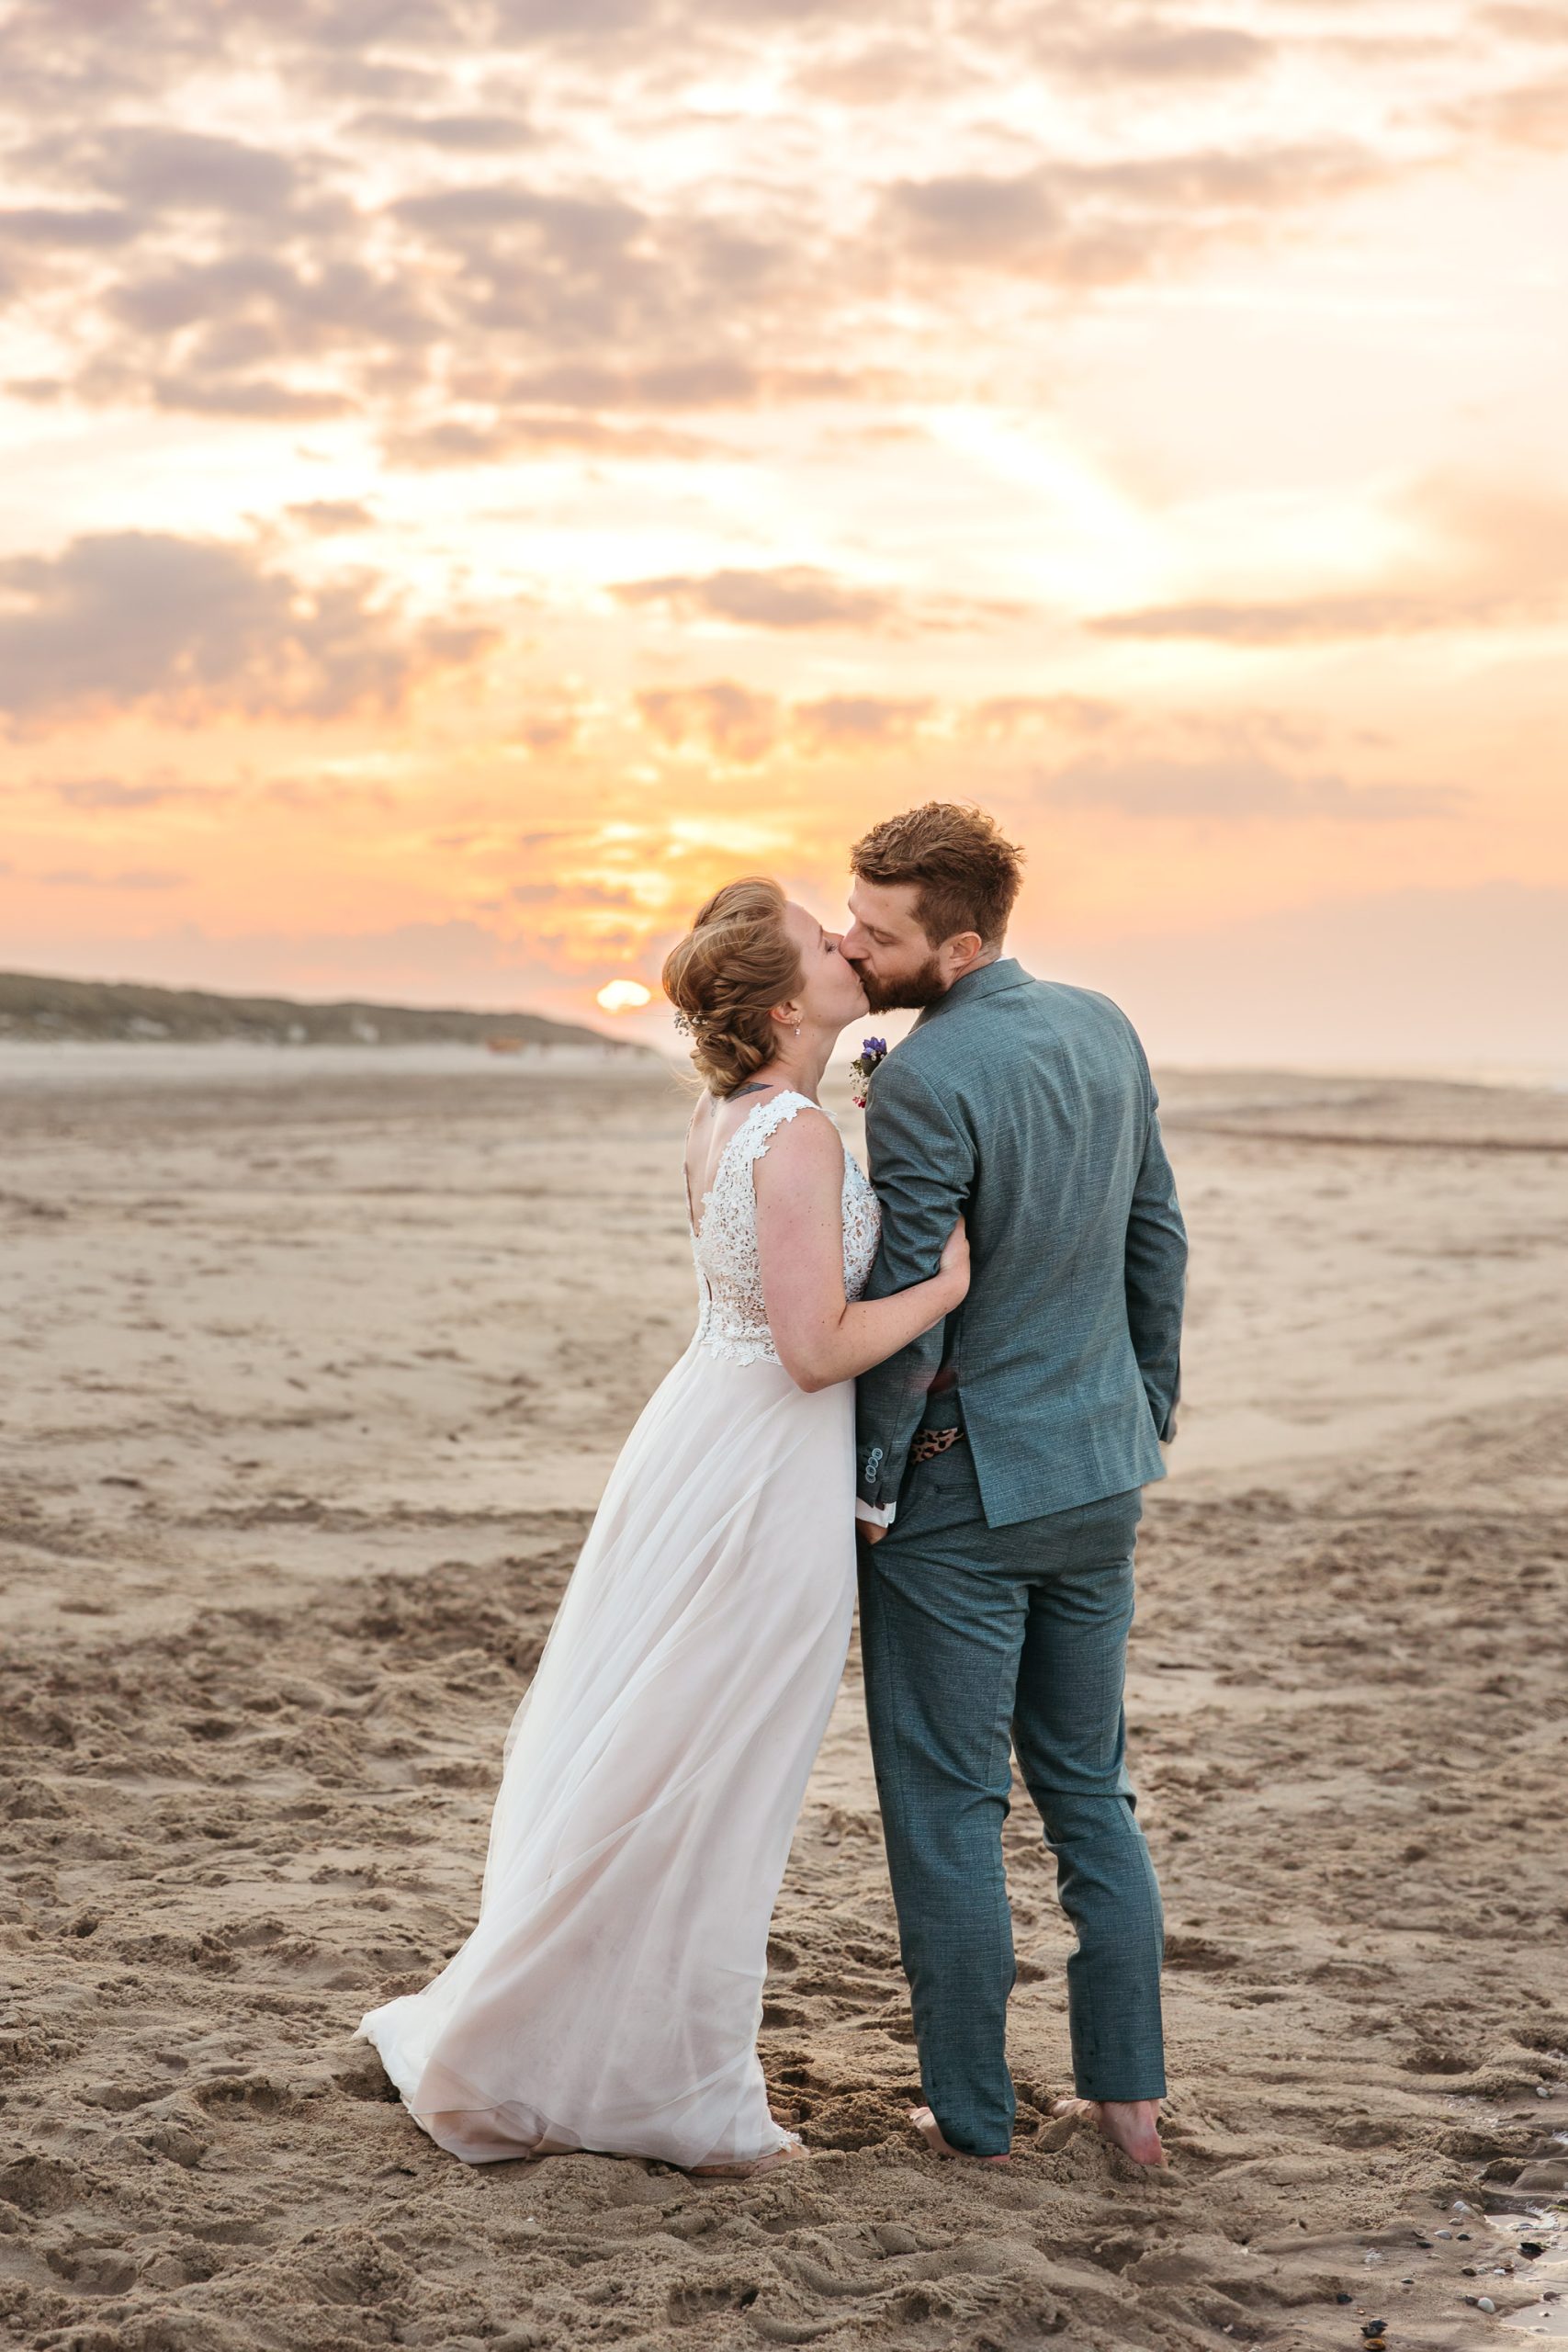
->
[851, 801, 1024, 948]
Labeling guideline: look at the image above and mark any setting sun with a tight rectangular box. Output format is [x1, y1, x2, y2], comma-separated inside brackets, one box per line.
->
[595, 980, 654, 1014]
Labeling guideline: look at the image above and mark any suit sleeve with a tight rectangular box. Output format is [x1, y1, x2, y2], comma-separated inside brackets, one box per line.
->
[1124, 1067, 1187, 1442]
[854, 1056, 975, 1518]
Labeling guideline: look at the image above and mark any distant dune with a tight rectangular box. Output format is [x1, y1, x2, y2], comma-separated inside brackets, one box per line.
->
[0, 967, 650, 1053]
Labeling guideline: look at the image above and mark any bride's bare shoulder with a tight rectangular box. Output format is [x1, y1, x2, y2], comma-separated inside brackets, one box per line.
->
[751, 1096, 843, 1186]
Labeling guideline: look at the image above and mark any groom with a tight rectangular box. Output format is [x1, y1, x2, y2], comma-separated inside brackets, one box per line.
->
[840, 801, 1187, 2170]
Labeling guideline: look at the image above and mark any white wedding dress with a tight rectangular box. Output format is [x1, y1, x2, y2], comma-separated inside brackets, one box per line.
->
[355, 1089, 881, 2168]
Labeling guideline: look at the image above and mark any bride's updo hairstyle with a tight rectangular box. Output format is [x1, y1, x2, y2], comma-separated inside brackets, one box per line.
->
[662, 876, 804, 1098]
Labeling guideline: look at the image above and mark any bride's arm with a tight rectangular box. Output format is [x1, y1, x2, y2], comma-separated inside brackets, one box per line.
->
[753, 1112, 967, 1394]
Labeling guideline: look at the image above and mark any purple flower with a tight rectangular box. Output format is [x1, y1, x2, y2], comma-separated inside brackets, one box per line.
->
[849, 1035, 888, 1108]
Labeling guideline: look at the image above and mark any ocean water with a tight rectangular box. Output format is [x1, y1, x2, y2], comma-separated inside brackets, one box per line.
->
[0, 1038, 646, 1091]
[2, 1037, 1563, 1098]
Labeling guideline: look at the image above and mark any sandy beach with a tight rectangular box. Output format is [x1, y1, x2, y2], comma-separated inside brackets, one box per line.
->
[3, 1046, 1566, 2352]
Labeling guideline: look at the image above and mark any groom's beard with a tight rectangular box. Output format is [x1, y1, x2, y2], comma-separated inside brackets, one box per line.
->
[856, 952, 947, 1014]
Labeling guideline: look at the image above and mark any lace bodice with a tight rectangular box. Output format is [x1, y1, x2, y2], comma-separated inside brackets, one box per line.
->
[687, 1091, 881, 1367]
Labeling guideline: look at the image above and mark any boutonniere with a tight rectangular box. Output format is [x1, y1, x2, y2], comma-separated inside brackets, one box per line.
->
[849, 1035, 887, 1109]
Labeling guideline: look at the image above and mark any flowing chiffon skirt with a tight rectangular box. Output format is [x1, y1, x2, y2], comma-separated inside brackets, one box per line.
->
[355, 1332, 857, 2167]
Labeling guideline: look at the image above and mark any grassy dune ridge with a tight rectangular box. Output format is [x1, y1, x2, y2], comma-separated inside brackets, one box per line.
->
[0, 968, 649, 1053]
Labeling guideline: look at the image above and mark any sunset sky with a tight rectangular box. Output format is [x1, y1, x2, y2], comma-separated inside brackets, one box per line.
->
[2, 0, 1564, 1068]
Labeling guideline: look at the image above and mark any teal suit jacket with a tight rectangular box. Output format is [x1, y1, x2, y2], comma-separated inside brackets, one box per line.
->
[854, 958, 1186, 1531]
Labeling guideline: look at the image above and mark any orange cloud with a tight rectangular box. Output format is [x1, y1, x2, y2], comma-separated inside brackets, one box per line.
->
[0, 532, 495, 729]
[613, 568, 1022, 636]
[790, 695, 934, 752]
[1040, 752, 1465, 823]
[1449, 70, 1568, 149]
[637, 683, 780, 763]
[1090, 474, 1568, 645]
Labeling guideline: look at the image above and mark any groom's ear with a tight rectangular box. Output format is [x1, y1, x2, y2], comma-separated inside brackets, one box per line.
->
[942, 930, 986, 975]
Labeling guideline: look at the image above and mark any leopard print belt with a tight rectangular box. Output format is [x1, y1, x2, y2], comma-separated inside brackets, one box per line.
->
[909, 1425, 964, 1464]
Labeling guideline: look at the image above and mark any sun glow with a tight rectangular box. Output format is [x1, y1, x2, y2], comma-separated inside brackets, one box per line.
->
[919, 406, 1153, 606]
[1, 4, 1563, 1063]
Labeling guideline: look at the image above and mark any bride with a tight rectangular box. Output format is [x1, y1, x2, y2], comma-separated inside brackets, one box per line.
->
[355, 876, 968, 2177]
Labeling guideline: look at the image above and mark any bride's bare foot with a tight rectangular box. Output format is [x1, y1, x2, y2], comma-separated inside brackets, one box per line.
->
[909, 2107, 1010, 2164]
[691, 2134, 809, 2182]
[1051, 2094, 1168, 2167]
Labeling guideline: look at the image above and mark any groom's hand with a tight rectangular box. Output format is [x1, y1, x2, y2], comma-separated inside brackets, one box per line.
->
[860, 1521, 887, 1545]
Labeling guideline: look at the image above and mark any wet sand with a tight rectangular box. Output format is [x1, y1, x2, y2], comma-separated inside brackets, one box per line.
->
[3, 1046, 1566, 2352]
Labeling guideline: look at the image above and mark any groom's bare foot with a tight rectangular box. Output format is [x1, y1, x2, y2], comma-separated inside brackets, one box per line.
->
[909, 2107, 1010, 2164]
[1050, 2094, 1168, 2167]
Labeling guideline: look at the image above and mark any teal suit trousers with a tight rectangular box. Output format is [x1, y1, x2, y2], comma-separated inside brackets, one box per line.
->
[858, 1441, 1166, 2156]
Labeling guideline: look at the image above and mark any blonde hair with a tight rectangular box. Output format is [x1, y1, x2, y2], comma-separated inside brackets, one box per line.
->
[661, 876, 803, 1097]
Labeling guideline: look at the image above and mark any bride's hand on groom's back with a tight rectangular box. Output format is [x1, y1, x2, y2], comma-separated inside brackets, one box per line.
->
[939, 1213, 970, 1302]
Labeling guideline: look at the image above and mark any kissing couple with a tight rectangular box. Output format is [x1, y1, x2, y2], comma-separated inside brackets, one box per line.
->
[356, 799, 1188, 2178]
